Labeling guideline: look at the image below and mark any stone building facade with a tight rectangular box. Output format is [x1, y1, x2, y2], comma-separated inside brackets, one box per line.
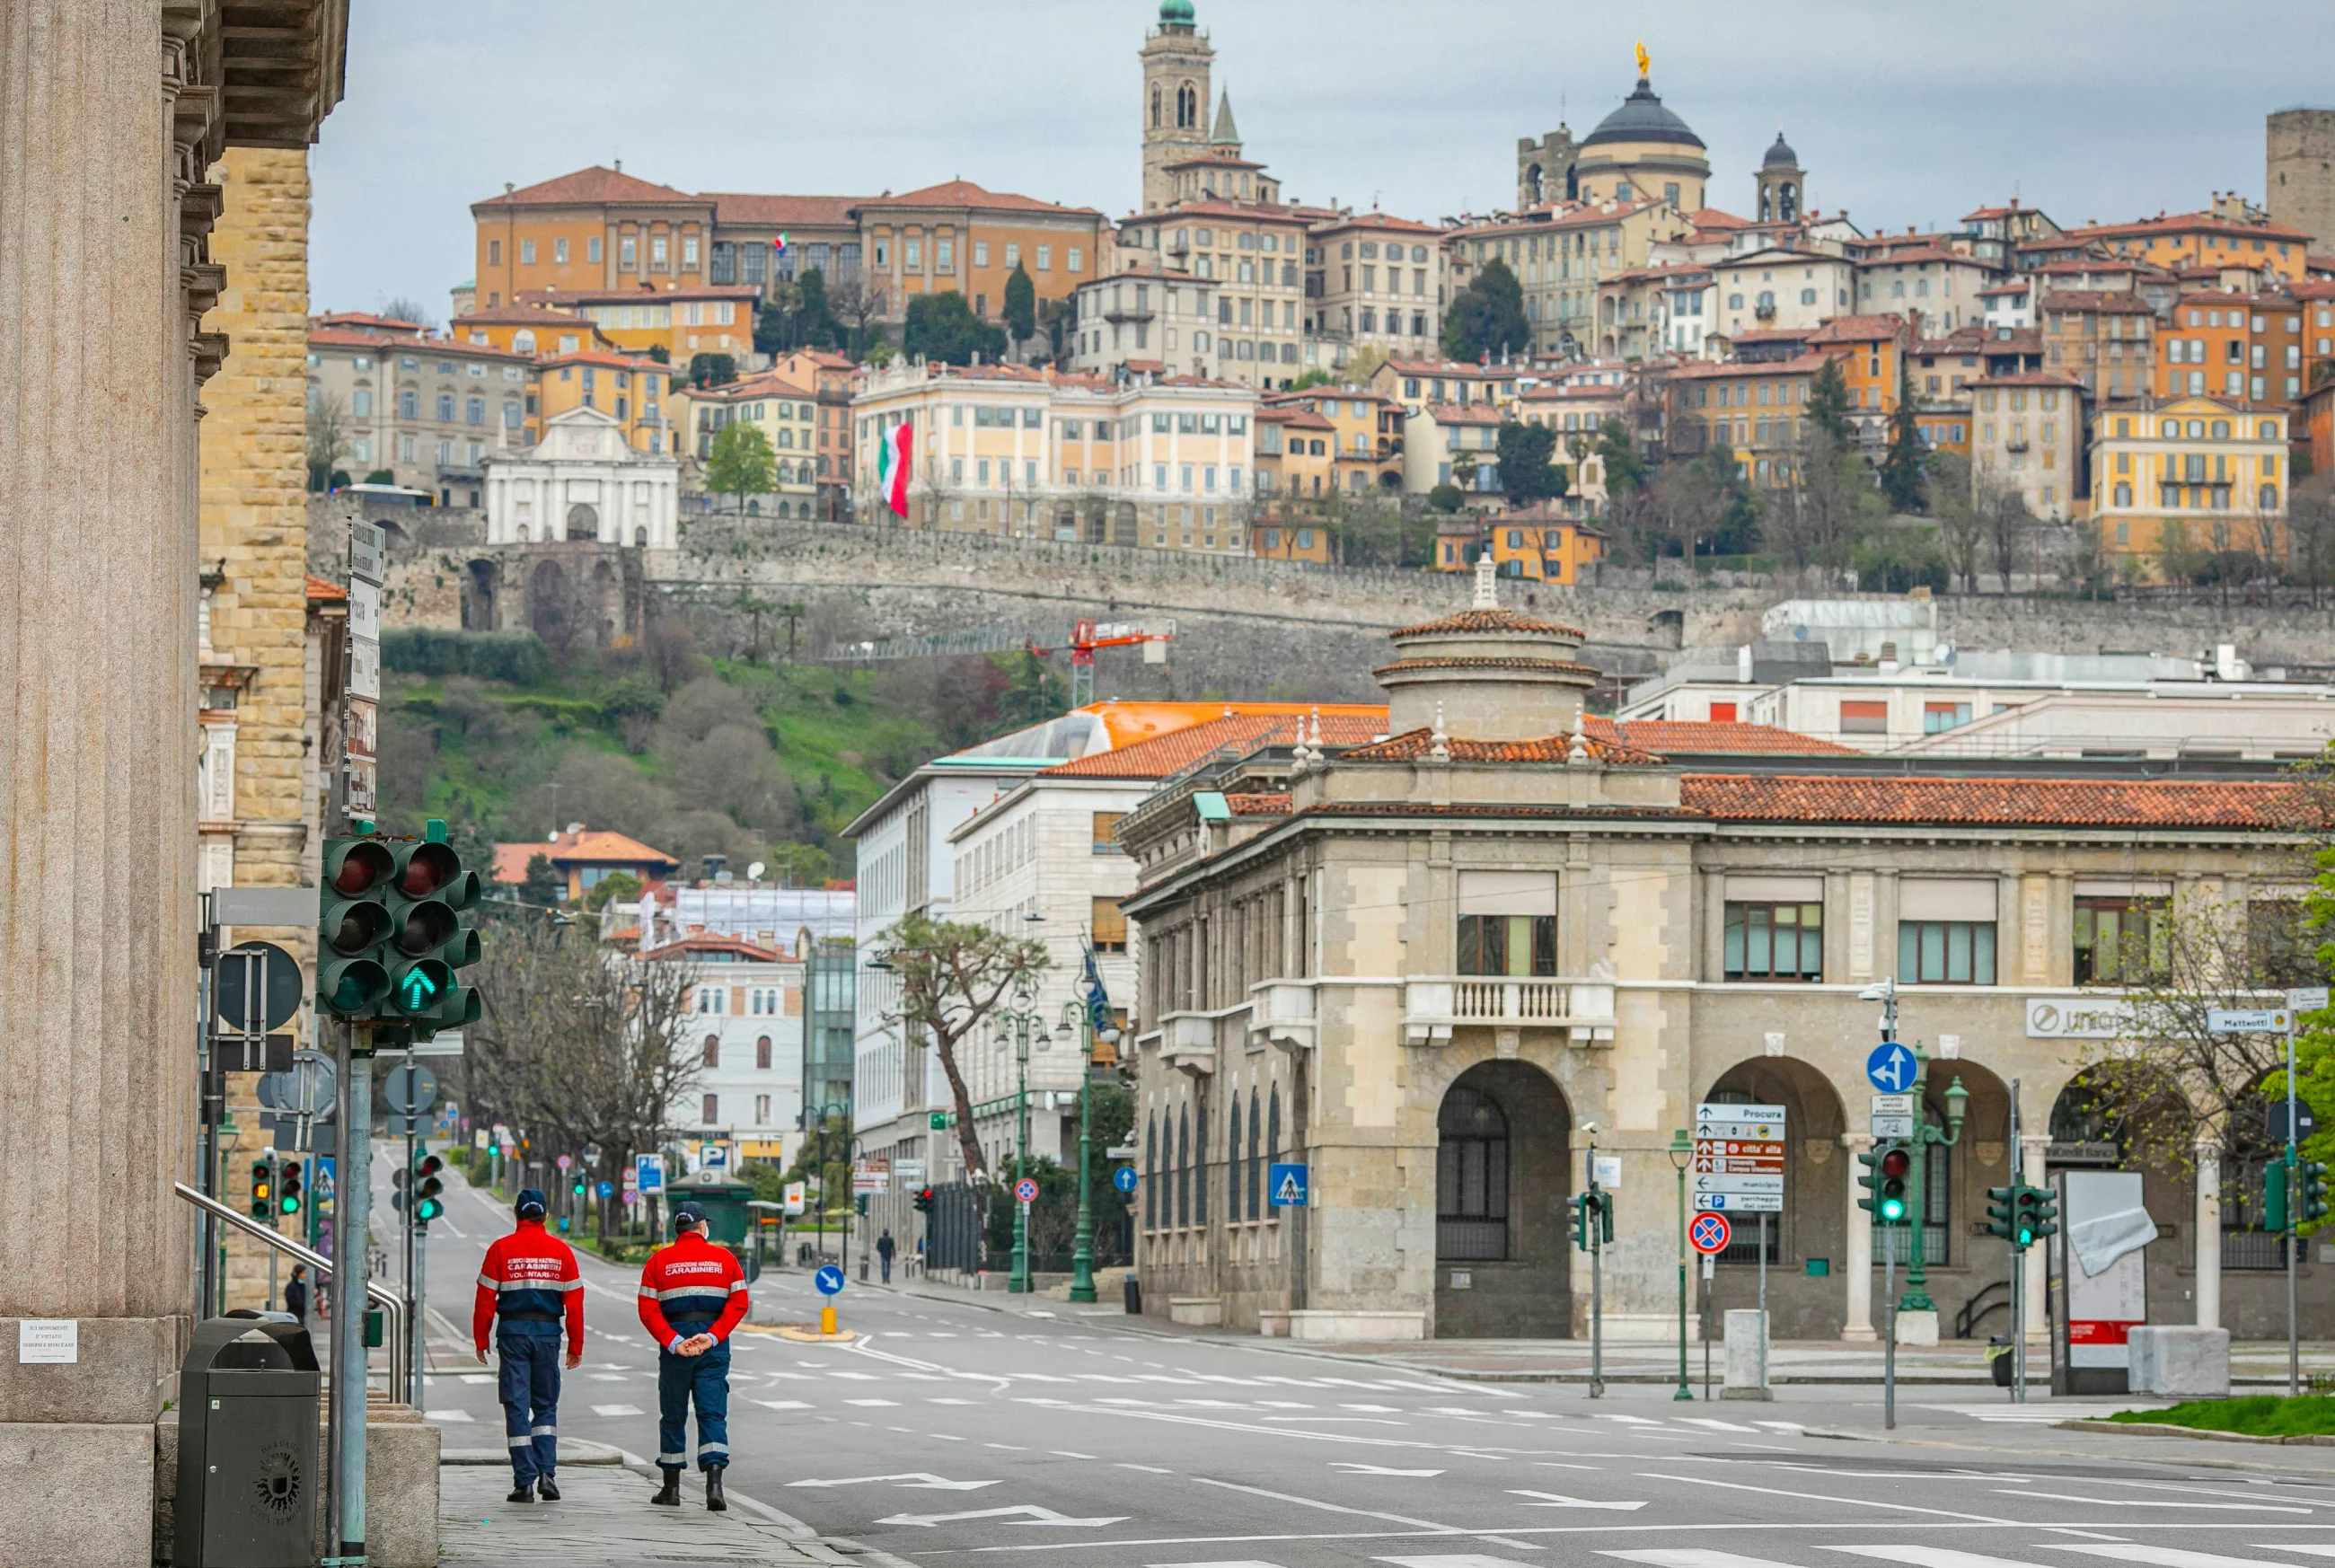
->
[1120, 577, 2320, 1346]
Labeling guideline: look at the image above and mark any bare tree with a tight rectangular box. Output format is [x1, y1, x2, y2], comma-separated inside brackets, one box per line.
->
[1979, 474, 2031, 592]
[869, 912, 1051, 1183]
[1768, 427, 1876, 579]
[1650, 455, 1728, 582]
[1925, 451, 1984, 594]
[828, 276, 886, 358]
[380, 295, 436, 330]
[2292, 475, 2335, 609]
[462, 919, 698, 1202]
[307, 390, 349, 492]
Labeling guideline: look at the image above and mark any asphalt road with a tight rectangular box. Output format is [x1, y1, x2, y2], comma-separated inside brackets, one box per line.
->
[394, 1158, 2335, 1568]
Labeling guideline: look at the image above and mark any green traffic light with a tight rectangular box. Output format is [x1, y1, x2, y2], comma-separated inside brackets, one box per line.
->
[392, 959, 454, 1016]
[1879, 1193, 1907, 1222]
[416, 1196, 443, 1222]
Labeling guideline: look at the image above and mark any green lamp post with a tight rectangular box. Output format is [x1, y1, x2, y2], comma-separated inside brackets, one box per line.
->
[1058, 1000, 1101, 1304]
[1900, 1046, 1968, 1316]
[991, 982, 1052, 1294]
[1668, 1127, 1694, 1401]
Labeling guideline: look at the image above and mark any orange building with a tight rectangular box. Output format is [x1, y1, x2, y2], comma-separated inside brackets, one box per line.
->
[2302, 375, 2335, 483]
[1665, 353, 1826, 486]
[530, 350, 674, 454]
[2061, 209, 2314, 285]
[1262, 386, 1397, 496]
[855, 179, 1106, 330]
[1807, 313, 1912, 447]
[1434, 507, 1606, 583]
[1250, 515, 1333, 562]
[471, 166, 717, 309]
[769, 348, 860, 519]
[453, 302, 615, 358]
[518, 283, 761, 366]
[1254, 403, 1335, 500]
[2154, 291, 2307, 405]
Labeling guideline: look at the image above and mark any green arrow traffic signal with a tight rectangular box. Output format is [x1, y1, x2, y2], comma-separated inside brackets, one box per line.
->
[383, 826, 483, 1037]
[2017, 1184, 2058, 1246]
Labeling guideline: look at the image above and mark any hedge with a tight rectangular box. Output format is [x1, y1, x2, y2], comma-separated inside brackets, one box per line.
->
[382, 628, 548, 685]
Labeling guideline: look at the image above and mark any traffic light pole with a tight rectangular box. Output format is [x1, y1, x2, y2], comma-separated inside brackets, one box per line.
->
[2009, 1080, 2025, 1405]
[327, 1021, 375, 1567]
[1882, 1223, 1897, 1431]
[2289, 1014, 2302, 1398]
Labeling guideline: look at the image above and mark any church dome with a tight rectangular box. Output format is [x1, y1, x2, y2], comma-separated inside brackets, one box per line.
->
[1580, 76, 1705, 151]
[1763, 131, 1799, 167]
[1159, 0, 1194, 22]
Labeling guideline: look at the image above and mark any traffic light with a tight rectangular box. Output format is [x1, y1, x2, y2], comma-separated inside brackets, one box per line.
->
[415, 1154, 445, 1223]
[250, 1156, 275, 1220]
[278, 1159, 303, 1219]
[1569, 1190, 1614, 1251]
[1876, 1144, 1912, 1224]
[2269, 1153, 2291, 1232]
[570, 1171, 587, 1199]
[390, 1165, 409, 1212]
[382, 838, 468, 1033]
[1985, 1183, 2017, 1242]
[318, 838, 396, 1018]
[2302, 1159, 2329, 1227]
[2015, 1184, 2058, 1248]
[913, 1186, 935, 1214]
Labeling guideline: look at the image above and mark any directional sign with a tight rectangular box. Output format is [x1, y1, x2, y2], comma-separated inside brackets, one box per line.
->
[788, 1474, 1000, 1492]
[1694, 1104, 1785, 1136]
[636, 1153, 665, 1194]
[872, 1504, 1128, 1528]
[1014, 1177, 1039, 1204]
[854, 1158, 892, 1196]
[2208, 1008, 2291, 1035]
[1695, 1104, 1784, 1213]
[814, 1264, 845, 1296]
[381, 1061, 437, 1114]
[1866, 1041, 1918, 1094]
[1269, 1162, 1309, 1207]
[1689, 1212, 1732, 1255]
[1111, 1166, 1138, 1194]
[2291, 986, 2331, 1015]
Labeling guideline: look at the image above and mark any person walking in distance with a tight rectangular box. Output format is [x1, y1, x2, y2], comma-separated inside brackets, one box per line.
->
[638, 1202, 747, 1511]
[876, 1228, 896, 1284]
[473, 1189, 585, 1504]
[283, 1264, 310, 1323]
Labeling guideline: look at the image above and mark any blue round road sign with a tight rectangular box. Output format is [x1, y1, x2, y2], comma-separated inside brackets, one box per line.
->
[814, 1264, 845, 1296]
[596, 1180, 613, 1200]
[1014, 1177, 1039, 1203]
[1112, 1166, 1138, 1194]
[1865, 1040, 1917, 1095]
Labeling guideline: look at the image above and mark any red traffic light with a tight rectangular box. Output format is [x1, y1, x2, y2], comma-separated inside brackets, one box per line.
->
[396, 841, 462, 898]
[330, 839, 394, 896]
[1879, 1148, 1911, 1179]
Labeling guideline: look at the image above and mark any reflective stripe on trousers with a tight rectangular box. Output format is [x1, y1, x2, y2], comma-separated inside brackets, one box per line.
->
[656, 1336, 729, 1473]
[497, 1326, 563, 1484]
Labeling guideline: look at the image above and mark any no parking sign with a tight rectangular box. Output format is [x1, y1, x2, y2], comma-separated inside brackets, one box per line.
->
[1688, 1212, 1731, 1255]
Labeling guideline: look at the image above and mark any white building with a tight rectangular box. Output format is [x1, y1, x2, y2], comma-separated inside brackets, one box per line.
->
[1708, 247, 1856, 340]
[483, 405, 680, 548]
[648, 935, 806, 1165]
[639, 882, 856, 954]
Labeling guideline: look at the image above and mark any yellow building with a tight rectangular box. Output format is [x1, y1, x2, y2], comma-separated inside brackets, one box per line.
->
[519, 284, 760, 366]
[1434, 508, 1606, 583]
[1261, 386, 1398, 496]
[851, 359, 1256, 550]
[2062, 208, 2315, 286]
[670, 372, 822, 518]
[2090, 395, 2289, 566]
[531, 349, 673, 454]
[453, 302, 615, 358]
[1254, 403, 1335, 501]
[472, 165, 717, 308]
[858, 179, 1107, 332]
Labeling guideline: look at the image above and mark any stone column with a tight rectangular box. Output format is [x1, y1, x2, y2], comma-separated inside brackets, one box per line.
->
[1841, 1131, 1875, 1341]
[2194, 1132, 2222, 1331]
[2022, 1132, 2052, 1341]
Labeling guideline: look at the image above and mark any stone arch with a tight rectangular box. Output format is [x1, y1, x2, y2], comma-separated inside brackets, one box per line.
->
[462, 558, 499, 630]
[1916, 1053, 2018, 1335]
[1113, 501, 1139, 547]
[528, 557, 575, 653]
[566, 501, 598, 541]
[633, 525, 648, 547]
[1176, 81, 1197, 129]
[1564, 164, 1580, 202]
[593, 559, 620, 647]
[1698, 1054, 1847, 1335]
[1150, 84, 1161, 129]
[1433, 1059, 1570, 1337]
[1526, 163, 1545, 206]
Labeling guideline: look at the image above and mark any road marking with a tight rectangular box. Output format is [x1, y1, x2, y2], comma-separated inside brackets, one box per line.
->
[1635, 1473, 2012, 1523]
[756, 1399, 812, 1410]
[829, 1370, 880, 1380]
[589, 1403, 643, 1417]
[1120, 1463, 1176, 1474]
[2012, 1496, 2313, 1514]
[788, 1473, 999, 1491]
[1511, 1491, 1647, 1511]
[1143, 1561, 1288, 1567]
[2050, 1549, 2326, 1566]
[586, 1373, 627, 1382]
[422, 1409, 473, 1422]
[1195, 1476, 1463, 1534]
[1344, 1405, 1405, 1413]
[1675, 1418, 1760, 1432]
[1051, 1450, 1097, 1459]
[1381, 1557, 1545, 1567]
[930, 1397, 976, 1405]
[1334, 1464, 1448, 1476]
[846, 1398, 901, 1407]
[1606, 1553, 1806, 1568]
[1828, 1547, 2068, 1568]
[875, 1503, 1128, 1528]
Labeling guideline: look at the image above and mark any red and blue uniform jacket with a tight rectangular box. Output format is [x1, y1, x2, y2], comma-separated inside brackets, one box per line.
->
[472, 1220, 585, 1354]
[636, 1233, 748, 1352]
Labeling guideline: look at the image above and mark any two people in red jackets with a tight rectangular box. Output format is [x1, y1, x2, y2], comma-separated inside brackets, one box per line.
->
[635, 1201, 748, 1511]
[471, 1189, 583, 1503]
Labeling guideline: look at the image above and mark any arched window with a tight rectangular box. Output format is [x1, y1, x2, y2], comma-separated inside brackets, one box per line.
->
[1176, 1105, 1190, 1228]
[513, 330, 536, 355]
[1144, 1112, 1159, 1229]
[1194, 1100, 1209, 1225]
[755, 1035, 771, 1070]
[1225, 1090, 1242, 1225]
[1247, 1091, 1263, 1220]
[1177, 82, 1196, 128]
[1150, 84, 1162, 129]
[1437, 1085, 1510, 1261]
[701, 1034, 720, 1069]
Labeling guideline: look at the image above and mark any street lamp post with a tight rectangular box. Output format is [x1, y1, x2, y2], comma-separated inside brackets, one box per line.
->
[991, 984, 1053, 1294]
[1667, 1127, 1694, 1402]
[1058, 1001, 1097, 1304]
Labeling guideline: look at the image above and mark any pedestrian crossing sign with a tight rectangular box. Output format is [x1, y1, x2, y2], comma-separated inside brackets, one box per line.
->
[1268, 1163, 1308, 1207]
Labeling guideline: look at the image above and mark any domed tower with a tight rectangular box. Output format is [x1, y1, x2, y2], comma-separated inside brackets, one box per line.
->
[1372, 565, 1598, 742]
[1141, 0, 1212, 213]
[1571, 53, 1708, 212]
[1757, 130, 1804, 224]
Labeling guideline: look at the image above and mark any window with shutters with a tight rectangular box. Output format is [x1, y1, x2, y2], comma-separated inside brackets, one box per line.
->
[1839, 699, 1890, 734]
[702, 1093, 718, 1125]
[1091, 812, 1126, 854]
[1092, 897, 1129, 953]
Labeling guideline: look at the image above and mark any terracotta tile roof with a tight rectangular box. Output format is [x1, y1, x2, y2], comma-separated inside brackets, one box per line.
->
[2066, 211, 2316, 246]
[1807, 314, 1911, 344]
[644, 935, 787, 963]
[454, 304, 590, 328]
[1668, 353, 1829, 381]
[1125, 198, 1308, 225]
[1382, 357, 1505, 379]
[1971, 370, 2087, 389]
[683, 372, 815, 402]
[305, 575, 347, 602]
[1392, 607, 1586, 639]
[858, 179, 1102, 217]
[2038, 288, 2154, 314]
[1258, 406, 1335, 430]
[541, 348, 671, 372]
[1039, 710, 1388, 780]
[1308, 212, 1445, 237]
[520, 284, 760, 308]
[1684, 207, 1754, 231]
[313, 311, 429, 335]
[476, 165, 698, 209]
[490, 827, 681, 885]
[704, 192, 865, 228]
[1339, 727, 1664, 766]
[1594, 718, 1850, 754]
[1424, 401, 1501, 425]
[1679, 774, 2300, 828]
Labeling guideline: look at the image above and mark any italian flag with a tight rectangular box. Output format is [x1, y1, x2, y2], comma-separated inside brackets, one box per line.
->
[877, 420, 913, 517]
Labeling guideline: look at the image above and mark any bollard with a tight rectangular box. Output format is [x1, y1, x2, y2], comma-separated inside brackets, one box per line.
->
[819, 1305, 837, 1336]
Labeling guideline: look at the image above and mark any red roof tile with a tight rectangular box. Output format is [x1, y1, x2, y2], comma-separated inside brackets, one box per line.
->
[705, 193, 865, 228]
[1807, 314, 1911, 344]
[1593, 718, 1851, 755]
[305, 575, 347, 602]
[477, 165, 698, 209]
[1039, 711, 1388, 780]
[1390, 607, 1585, 639]
[858, 179, 1102, 217]
[1679, 774, 2299, 828]
[1339, 727, 1664, 766]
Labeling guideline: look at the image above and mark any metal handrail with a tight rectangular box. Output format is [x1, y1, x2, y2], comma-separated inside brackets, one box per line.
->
[174, 1182, 408, 1400]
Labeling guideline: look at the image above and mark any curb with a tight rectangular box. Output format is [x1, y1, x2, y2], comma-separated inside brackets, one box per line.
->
[2055, 1419, 2335, 1446]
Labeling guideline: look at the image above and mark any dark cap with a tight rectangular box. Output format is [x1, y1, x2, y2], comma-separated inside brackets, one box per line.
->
[672, 1202, 708, 1229]
[515, 1188, 548, 1219]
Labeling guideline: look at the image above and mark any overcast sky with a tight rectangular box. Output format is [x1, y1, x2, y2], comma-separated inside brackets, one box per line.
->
[312, 0, 2334, 321]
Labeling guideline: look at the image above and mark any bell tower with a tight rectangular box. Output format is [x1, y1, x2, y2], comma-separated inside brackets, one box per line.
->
[1757, 130, 1804, 225]
[1141, 0, 1212, 213]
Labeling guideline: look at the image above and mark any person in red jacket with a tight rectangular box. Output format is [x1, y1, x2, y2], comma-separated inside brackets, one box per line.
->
[636, 1202, 748, 1511]
[472, 1189, 584, 1504]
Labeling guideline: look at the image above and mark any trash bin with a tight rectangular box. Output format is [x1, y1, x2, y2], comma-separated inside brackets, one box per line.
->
[174, 1315, 322, 1568]
[1988, 1335, 2013, 1387]
[1123, 1275, 1142, 1315]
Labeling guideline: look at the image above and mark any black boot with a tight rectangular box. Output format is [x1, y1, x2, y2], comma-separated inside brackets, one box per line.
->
[507, 1478, 535, 1504]
[650, 1468, 682, 1506]
[705, 1467, 727, 1512]
[535, 1475, 561, 1502]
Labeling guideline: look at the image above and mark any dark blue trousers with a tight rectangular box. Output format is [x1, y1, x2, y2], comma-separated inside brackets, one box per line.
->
[497, 1326, 563, 1484]
[656, 1335, 730, 1472]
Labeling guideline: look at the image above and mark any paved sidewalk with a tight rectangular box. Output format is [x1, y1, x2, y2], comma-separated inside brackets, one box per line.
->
[439, 1463, 907, 1567]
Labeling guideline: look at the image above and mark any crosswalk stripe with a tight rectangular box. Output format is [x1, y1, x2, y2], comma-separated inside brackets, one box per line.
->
[2257, 1549, 2335, 1559]
[1378, 1556, 1542, 1567]
[1828, 1546, 2057, 1568]
[1605, 1551, 1804, 1568]
[2051, 1550, 2322, 1568]
[1142, 1561, 1290, 1567]
[2016, 1495, 2312, 1515]
[589, 1403, 644, 1417]
[1675, 1417, 1760, 1431]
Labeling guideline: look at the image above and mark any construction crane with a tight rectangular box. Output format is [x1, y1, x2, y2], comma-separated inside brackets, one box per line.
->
[826, 616, 1176, 706]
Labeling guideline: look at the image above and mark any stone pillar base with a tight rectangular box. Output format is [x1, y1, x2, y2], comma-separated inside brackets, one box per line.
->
[1840, 1326, 1878, 1343]
[2128, 1326, 2230, 1400]
[1723, 1308, 1770, 1397]
[1893, 1308, 1940, 1346]
[0, 1423, 155, 1568]
[1286, 1310, 1425, 1342]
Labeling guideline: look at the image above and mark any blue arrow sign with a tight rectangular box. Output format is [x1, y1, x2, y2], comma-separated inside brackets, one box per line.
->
[1866, 1041, 1916, 1095]
[815, 1264, 845, 1296]
[1111, 1166, 1138, 1194]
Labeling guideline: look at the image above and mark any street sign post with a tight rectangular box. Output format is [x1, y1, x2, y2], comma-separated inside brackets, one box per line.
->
[2208, 1008, 2292, 1035]
[1111, 1167, 1138, 1195]
[853, 1159, 892, 1196]
[1268, 1163, 1309, 1207]
[1688, 1212, 1731, 1255]
[815, 1264, 845, 1295]
[636, 1154, 665, 1194]
[1013, 1177, 1039, 1204]
[1870, 1091, 1916, 1140]
[1691, 1103, 1784, 1214]
[1866, 1041, 1917, 1094]
[381, 1062, 437, 1115]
